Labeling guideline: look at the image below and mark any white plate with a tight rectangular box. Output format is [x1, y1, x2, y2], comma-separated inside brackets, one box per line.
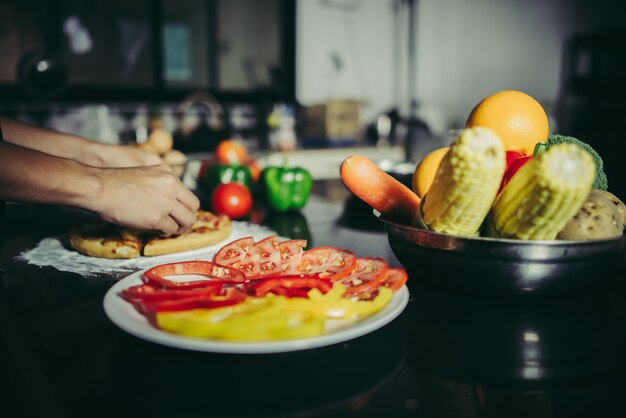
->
[103, 269, 409, 354]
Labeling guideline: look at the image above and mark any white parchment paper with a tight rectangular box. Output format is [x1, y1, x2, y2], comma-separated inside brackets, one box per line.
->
[17, 221, 275, 279]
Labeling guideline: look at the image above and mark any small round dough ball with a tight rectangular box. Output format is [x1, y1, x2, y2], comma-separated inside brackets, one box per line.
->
[145, 128, 174, 155]
[557, 189, 625, 240]
[163, 149, 187, 177]
[136, 141, 160, 154]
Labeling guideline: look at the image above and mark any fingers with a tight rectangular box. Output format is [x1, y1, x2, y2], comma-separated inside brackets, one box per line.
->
[177, 184, 201, 213]
[157, 216, 180, 237]
[95, 164, 201, 235]
[142, 152, 164, 166]
[168, 172, 199, 233]
[169, 201, 198, 235]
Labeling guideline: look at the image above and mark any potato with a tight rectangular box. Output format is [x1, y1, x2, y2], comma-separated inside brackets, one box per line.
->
[557, 189, 625, 240]
[593, 189, 626, 225]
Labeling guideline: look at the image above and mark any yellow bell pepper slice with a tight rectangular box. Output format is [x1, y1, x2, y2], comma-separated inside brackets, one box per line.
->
[156, 295, 324, 341]
[155, 284, 393, 341]
[282, 284, 393, 319]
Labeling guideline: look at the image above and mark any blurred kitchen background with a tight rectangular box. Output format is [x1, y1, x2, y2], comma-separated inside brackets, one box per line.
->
[0, 0, 624, 196]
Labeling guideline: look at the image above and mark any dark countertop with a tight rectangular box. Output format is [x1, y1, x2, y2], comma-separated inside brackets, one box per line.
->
[1, 181, 626, 418]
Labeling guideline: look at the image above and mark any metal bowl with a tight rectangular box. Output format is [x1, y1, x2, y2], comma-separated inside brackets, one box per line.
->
[378, 215, 626, 297]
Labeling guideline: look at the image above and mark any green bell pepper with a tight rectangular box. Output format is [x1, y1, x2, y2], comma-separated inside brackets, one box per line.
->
[262, 164, 313, 212]
[203, 163, 252, 193]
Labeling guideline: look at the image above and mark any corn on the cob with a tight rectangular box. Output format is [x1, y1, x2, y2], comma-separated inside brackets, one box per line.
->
[487, 143, 595, 240]
[418, 127, 506, 236]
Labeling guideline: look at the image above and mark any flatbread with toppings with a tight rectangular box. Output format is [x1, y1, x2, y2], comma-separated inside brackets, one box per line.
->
[69, 211, 232, 259]
[69, 222, 142, 259]
[142, 211, 232, 256]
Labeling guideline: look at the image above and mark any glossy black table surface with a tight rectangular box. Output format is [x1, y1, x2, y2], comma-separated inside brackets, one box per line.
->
[1, 183, 626, 418]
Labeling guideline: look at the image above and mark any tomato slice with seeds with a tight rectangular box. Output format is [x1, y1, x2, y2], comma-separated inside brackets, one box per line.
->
[278, 239, 307, 273]
[213, 235, 283, 279]
[251, 236, 282, 278]
[291, 246, 357, 280]
[379, 268, 408, 291]
[338, 257, 388, 295]
[213, 236, 256, 274]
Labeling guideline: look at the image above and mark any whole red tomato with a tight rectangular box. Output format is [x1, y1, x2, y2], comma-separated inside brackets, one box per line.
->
[211, 183, 252, 219]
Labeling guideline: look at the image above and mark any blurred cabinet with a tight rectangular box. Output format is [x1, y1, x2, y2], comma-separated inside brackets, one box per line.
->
[0, 0, 294, 101]
[217, 0, 282, 90]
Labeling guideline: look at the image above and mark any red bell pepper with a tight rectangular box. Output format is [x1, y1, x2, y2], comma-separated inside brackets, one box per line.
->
[120, 284, 223, 302]
[133, 287, 248, 319]
[251, 275, 333, 298]
[499, 151, 532, 193]
[142, 260, 246, 290]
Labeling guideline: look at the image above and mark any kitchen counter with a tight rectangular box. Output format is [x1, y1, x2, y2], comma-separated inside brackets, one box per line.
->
[1, 181, 626, 418]
[257, 145, 407, 180]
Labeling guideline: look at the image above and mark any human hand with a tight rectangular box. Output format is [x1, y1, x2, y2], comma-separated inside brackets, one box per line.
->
[80, 142, 164, 168]
[89, 164, 200, 235]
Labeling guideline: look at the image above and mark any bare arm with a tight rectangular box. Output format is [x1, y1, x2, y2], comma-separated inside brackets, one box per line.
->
[0, 141, 199, 234]
[0, 116, 163, 167]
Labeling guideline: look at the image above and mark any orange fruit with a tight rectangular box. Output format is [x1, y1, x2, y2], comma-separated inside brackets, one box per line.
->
[216, 140, 248, 164]
[412, 147, 449, 198]
[465, 90, 548, 155]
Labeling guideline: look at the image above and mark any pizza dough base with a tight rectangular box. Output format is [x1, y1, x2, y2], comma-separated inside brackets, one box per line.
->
[69, 212, 232, 259]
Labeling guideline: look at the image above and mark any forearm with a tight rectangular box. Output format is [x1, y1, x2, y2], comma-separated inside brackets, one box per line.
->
[0, 115, 98, 160]
[0, 141, 100, 209]
[0, 116, 163, 168]
[1, 140, 199, 233]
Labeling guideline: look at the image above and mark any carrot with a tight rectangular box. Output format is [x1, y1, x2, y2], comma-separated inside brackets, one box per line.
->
[340, 155, 421, 225]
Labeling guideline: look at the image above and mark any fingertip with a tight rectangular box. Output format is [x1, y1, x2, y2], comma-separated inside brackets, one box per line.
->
[177, 225, 192, 235]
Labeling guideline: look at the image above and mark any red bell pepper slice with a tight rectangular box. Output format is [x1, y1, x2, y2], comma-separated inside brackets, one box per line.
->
[120, 284, 223, 302]
[251, 275, 333, 298]
[143, 260, 246, 289]
[135, 287, 247, 318]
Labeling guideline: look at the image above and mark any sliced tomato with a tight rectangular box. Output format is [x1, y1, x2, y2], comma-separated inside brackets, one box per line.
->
[213, 235, 283, 279]
[251, 236, 282, 278]
[291, 247, 357, 280]
[143, 261, 246, 289]
[213, 236, 256, 273]
[251, 275, 332, 298]
[379, 268, 408, 291]
[278, 239, 307, 273]
[338, 257, 389, 295]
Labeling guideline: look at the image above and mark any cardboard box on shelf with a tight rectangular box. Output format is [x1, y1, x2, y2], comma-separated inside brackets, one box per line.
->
[299, 99, 362, 140]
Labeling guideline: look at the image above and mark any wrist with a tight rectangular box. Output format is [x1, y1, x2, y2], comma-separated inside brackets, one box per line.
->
[78, 142, 110, 167]
[66, 163, 106, 211]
